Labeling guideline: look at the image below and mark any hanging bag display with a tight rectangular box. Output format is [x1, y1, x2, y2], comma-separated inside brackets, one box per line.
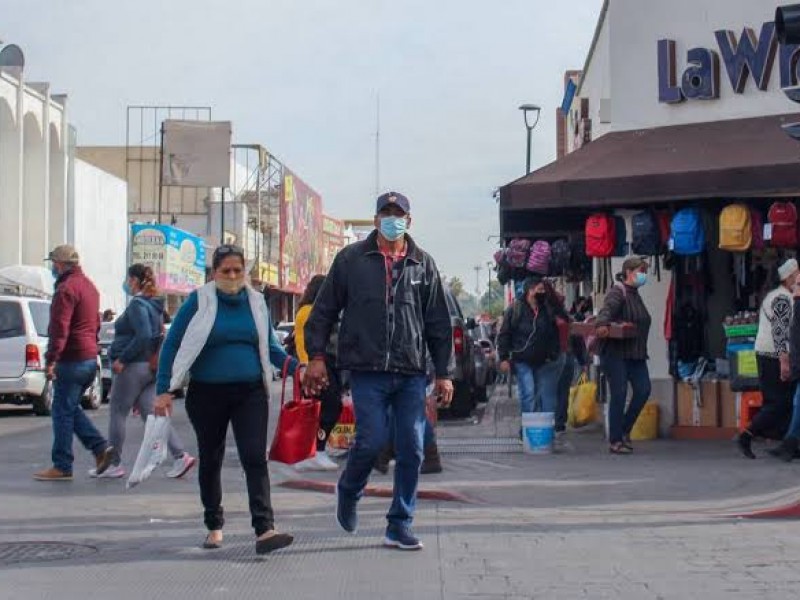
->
[718, 203, 752, 252]
[549, 239, 571, 277]
[670, 208, 705, 256]
[613, 216, 628, 257]
[750, 208, 765, 251]
[269, 360, 322, 465]
[526, 240, 551, 274]
[631, 211, 661, 257]
[585, 214, 616, 258]
[768, 201, 799, 248]
[507, 239, 532, 268]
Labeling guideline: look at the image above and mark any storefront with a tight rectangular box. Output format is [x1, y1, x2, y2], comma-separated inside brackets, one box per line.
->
[498, 0, 800, 437]
[130, 224, 206, 314]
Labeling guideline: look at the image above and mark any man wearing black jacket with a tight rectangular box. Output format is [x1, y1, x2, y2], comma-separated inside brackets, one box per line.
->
[304, 192, 453, 551]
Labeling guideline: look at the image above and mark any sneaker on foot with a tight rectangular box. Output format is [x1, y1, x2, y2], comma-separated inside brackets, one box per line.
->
[95, 446, 116, 476]
[166, 453, 197, 479]
[295, 452, 339, 472]
[89, 464, 126, 479]
[33, 467, 73, 481]
[384, 525, 423, 551]
[335, 486, 358, 534]
[553, 431, 573, 453]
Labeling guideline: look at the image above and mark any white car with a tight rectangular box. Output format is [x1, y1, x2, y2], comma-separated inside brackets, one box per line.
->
[275, 321, 295, 344]
[0, 293, 102, 416]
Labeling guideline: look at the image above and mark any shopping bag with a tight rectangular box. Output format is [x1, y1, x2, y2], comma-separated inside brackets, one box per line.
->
[126, 415, 171, 489]
[568, 373, 598, 428]
[425, 382, 439, 427]
[328, 391, 356, 451]
[269, 360, 321, 465]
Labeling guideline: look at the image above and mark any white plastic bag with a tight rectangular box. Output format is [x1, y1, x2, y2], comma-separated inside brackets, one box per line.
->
[126, 415, 170, 489]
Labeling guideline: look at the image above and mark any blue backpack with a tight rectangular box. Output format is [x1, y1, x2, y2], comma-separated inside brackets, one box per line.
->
[670, 208, 705, 256]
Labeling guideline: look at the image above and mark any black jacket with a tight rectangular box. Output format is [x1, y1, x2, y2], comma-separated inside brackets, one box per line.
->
[497, 300, 564, 367]
[305, 231, 453, 378]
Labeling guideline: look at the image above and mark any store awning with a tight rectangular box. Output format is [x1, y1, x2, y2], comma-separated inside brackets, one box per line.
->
[500, 113, 800, 211]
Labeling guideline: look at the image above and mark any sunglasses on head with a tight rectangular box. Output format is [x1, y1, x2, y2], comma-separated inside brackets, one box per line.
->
[214, 244, 244, 258]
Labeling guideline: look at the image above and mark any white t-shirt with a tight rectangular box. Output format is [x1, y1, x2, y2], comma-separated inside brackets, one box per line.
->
[755, 286, 793, 357]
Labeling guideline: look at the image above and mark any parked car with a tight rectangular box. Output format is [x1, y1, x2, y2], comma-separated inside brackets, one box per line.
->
[442, 289, 490, 418]
[99, 320, 172, 400]
[0, 293, 102, 415]
[476, 321, 498, 385]
[275, 321, 294, 345]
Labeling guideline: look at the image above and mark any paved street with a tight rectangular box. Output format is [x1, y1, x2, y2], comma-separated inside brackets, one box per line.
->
[2, 382, 800, 599]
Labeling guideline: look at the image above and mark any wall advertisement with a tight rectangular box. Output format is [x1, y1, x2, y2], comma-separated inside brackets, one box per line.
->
[280, 171, 324, 294]
[130, 224, 207, 295]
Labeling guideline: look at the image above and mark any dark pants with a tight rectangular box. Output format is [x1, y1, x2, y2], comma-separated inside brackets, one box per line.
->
[556, 354, 577, 433]
[317, 360, 344, 451]
[603, 355, 651, 444]
[339, 372, 426, 529]
[750, 356, 793, 440]
[51, 359, 109, 474]
[185, 380, 273, 536]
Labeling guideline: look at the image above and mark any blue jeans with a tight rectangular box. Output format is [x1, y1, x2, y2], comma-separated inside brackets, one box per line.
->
[786, 383, 800, 440]
[514, 355, 565, 414]
[387, 409, 436, 448]
[51, 360, 108, 473]
[603, 355, 651, 444]
[339, 372, 427, 529]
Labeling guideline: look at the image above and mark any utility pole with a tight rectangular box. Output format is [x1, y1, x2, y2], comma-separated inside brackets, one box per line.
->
[375, 92, 381, 197]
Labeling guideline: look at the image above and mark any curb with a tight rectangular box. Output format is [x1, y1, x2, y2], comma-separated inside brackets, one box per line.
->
[278, 479, 473, 503]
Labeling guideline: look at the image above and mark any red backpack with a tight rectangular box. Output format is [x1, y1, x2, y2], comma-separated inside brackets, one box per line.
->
[585, 214, 616, 258]
[768, 202, 799, 248]
[657, 211, 672, 253]
[750, 209, 765, 251]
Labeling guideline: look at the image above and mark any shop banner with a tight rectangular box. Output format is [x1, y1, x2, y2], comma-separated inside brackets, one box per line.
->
[280, 171, 324, 294]
[131, 224, 206, 295]
[322, 215, 345, 271]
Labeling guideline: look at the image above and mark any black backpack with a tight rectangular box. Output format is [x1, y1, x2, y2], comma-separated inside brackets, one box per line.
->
[614, 216, 628, 257]
[675, 303, 704, 362]
[567, 239, 592, 282]
[549, 239, 571, 277]
[631, 211, 660, 256]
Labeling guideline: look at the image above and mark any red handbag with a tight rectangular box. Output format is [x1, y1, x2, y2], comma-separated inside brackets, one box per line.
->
[269, 360, 321, 465]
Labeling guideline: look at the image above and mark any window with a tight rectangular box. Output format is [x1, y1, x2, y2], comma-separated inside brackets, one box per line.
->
[0, 302, 25, 339]
[28, 302, 51, 338]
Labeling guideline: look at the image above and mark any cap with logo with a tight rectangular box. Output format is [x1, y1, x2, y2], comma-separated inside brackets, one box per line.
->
[376, 191, 410, 215]
[47, 244, 80, 264]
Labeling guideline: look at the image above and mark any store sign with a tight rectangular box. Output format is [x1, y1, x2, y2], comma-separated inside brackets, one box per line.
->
[658, 21, 800, 104]
[131, 224, 206, 295]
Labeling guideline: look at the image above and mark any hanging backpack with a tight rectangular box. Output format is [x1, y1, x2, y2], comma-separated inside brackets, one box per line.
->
[585, 214, 616, 258]
[718, 203, 752, 252]
[750, 208, 765, 251]
[550, 239, 571, 277]
[526, 241, 551, 275]
[670, 208, 705, 256]
[613, 216, 628, 257]
[507, 239, 531, 268]
[568, 239, 592, 282]
[657, 211, 672, 252]
[631, 211, 661, 256]
[768, 201, 799, 248]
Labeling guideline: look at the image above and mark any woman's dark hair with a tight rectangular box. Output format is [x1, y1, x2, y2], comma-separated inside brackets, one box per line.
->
[299, 275, 326, 308]
[212, 244, 245, 270]
[128, 263, 159, 298]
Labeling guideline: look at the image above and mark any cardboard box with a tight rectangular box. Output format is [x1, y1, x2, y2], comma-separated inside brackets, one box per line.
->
[676, 380, 720, 427]
[719, 380, 737, 429]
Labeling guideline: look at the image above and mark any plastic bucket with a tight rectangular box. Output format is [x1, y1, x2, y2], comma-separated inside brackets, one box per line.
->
[521, 412, 555, 454]
[630, 401, 659, 441]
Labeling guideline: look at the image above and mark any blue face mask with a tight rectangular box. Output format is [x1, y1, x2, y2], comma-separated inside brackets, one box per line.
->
[635, 272, 648, 287]
[379, 216, 408, 242]
[122, 281, 132, 296]
[50, 266, 59, 279]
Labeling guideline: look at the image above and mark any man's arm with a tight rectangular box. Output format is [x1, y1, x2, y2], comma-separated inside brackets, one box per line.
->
[305, 252, 348, 358]
[422, 257, 453, 379]
[45, 288, 76, 365]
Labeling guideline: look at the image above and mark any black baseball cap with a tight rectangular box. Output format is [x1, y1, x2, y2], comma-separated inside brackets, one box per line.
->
[376, 191, 410, 215]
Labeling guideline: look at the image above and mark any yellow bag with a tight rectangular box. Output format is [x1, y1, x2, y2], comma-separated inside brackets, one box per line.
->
[568, 374, 597, 428]
[719, 203, 752, 251]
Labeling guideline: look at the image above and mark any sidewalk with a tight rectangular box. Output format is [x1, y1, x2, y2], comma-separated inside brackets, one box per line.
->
[2, 382, 800, 599]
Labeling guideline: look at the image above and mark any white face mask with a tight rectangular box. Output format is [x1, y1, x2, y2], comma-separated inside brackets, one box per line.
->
[215, 279, 246, 295]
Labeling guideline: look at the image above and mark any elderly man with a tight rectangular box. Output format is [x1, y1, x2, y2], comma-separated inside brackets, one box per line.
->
[34, 245, 115, 481]
[304, 191, 453, 551]
[738, 258, 799, 459]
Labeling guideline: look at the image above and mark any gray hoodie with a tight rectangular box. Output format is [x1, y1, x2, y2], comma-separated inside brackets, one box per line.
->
[109, 296, 164, 365]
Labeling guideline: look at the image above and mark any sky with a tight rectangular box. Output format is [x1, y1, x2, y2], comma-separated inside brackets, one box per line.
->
[2, 0, 603, 295]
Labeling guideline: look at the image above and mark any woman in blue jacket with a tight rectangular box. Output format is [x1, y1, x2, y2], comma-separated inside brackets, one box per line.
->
[155, 245, 300, 555]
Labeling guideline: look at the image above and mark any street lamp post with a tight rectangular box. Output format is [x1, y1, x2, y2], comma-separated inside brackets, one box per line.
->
[519, 104, 541, 175]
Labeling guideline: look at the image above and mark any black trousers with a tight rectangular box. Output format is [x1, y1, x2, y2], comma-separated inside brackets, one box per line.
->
[750, 356, 793, 440]
[185, 380, 273, 536]
[316, 359, 344, 451]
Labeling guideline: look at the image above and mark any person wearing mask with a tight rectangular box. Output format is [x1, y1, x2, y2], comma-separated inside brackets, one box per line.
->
[293, 274, 343, 471]
[595, 256, 653, 455]
[34, 245, 115, 481]
[497, 276, 567, 426]
[154, 245, 299, 555]
[95, 264, 195, 479]
[769, 271, 800, 462]
[739, 258, 799, 459]
[304, 191, 453, 551]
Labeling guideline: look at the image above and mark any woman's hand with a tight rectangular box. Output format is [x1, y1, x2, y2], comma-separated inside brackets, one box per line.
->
[499, 360, 511, 374]
[596, 326, 610, 339]
[154, 393, 174, 417]
[112, 360, 125, 375]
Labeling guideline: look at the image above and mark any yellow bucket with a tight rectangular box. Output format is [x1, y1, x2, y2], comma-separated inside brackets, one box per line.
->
[630, 401, 659, 441]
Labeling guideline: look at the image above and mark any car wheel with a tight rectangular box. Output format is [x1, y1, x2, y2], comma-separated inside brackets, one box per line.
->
[81, 369, 103, 411]
[445, 382, 474, 418]
[32, 382, 54, 417]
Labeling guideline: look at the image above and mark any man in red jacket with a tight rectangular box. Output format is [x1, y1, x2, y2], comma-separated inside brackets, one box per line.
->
[34, 245, 115, 481]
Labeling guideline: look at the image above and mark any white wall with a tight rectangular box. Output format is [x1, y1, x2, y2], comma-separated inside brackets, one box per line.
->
[610, 0, 795, 131]
[72, 159, 128, 313]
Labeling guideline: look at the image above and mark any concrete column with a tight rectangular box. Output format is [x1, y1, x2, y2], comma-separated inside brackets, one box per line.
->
[49, 95, 68, 249]
[21, 91, 47, 265]
[0, 82, 21, 267]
